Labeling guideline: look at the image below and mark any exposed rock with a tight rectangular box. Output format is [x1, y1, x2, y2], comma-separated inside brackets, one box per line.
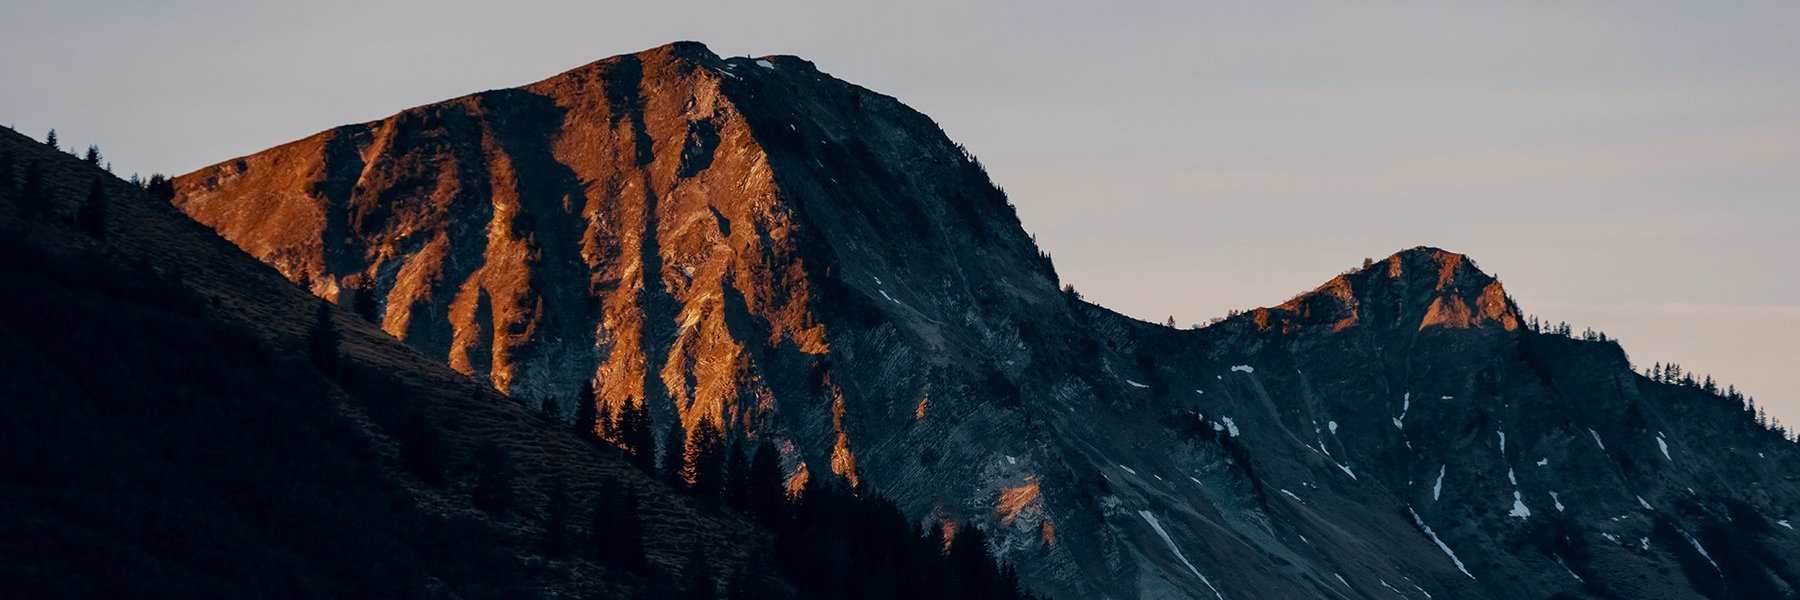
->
[174, 42, 1800, 599]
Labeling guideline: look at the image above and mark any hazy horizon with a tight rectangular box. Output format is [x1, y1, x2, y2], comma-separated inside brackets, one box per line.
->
[5, 1, 1795, 423]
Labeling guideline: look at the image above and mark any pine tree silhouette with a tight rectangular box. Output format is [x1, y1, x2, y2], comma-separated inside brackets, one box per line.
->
[307, 302, 340, 376]
[662, 419, 690, 489]
[77, 178, 107, 239]
[352, 277, 380, 323]
[572, 380, 598, 439]
[747, 441, 786, 526]
[686, 417, 727, 503]
[724, 437, 749, 511]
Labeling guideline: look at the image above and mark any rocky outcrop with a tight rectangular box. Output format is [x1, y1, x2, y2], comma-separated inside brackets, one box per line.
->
[174, 43, 1800, 599]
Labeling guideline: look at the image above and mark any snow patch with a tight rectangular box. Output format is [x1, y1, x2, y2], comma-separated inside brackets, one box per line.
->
[1336, 463, 1358, 480]
[1220, 417, 1239, 437]
[1432, 466, 1446, 501]
[1779, 520, 1793, 530]
[1536, 458, 1549, 467]
[1125, 379, 1150, 389]
[1118, 464, 1137, 475]
[1588, 429, 1606, 451]
[1230, 365, 1255, 374]
[1549, 491, 1565, 512]
[1656, 437, 1672, 461]
[1281, 489, 1303, 502]
[755, 59, 774, 69]
[1509, 492, 1532, 518]
[1637, 495, 1653, 510]
[1328, 421, 1339, 435]
[1408, 507, 1475, 578]
[1139, 511, 1226, 599]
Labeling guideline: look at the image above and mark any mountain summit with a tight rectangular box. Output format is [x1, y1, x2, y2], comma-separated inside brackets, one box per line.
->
[173, 43, 1800, 599]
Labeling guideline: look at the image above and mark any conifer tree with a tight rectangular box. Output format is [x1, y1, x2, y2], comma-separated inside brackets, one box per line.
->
[77, 177, 107, 239]
[616, 398, 657, 473]
[663, 419, 690, 488]
[307, 301, 340, 376]
[539, 395, 562, 422]
[747, 440, 786, 525]
[83, 145, 102, 165]
[724, 437, 749, 511]
[143, 174, 175, 203]
[352, 277, 380, 323]
[44, 129, 58, 150]
[686, 417, 727, 503]
[572, 380, 598, 439]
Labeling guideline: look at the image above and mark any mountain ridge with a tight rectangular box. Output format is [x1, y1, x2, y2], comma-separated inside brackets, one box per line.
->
[170, 42, 1800, 599]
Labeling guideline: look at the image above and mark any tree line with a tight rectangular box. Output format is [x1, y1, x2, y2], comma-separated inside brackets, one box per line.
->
[305, 305, 1044, 599]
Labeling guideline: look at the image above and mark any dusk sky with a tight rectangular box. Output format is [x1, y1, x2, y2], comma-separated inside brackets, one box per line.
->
[6, 1, 1796, 422]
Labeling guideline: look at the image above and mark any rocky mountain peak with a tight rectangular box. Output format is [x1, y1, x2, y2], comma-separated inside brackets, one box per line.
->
[163, 43, 1800, 600]
[1249, 246, 1519, 335]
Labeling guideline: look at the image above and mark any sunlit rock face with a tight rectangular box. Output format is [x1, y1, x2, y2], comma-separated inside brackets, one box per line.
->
[177, 42, 1800, 599]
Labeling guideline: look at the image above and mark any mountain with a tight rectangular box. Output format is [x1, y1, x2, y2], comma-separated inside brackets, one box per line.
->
[0, 122, 782, 598]
[170, 42, 1800, 599]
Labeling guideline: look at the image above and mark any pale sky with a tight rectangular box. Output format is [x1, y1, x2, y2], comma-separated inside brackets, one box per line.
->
[4, 1, 1796, 424]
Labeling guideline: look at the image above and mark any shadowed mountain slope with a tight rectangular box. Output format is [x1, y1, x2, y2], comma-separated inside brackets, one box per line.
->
[0, 125, 768, 599]
[172, 42, 1800, 599]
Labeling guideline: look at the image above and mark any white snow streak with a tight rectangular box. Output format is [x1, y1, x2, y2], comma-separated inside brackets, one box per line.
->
[1408, 508, 1475, 579]
[1118, 464, 1137, 475]
[1589, 429, 1606, 451]
[755, 59, 774, 69]
[1230, 365, 1255, 374]
[1656, 437, 1672, 461]
[1281, 489, 1303, 502]
[1637, 495, 1654, 510]
[1778, 520, 1793, 530]
[1679, 530, 1720, 571]
[1139, 511, 1226, 599]
[1125, 379, 1150, 389]
[1432, 466, 1445, 501]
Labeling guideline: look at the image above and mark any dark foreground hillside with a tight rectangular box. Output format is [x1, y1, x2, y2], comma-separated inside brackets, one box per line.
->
[0, 127, 774, 598]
